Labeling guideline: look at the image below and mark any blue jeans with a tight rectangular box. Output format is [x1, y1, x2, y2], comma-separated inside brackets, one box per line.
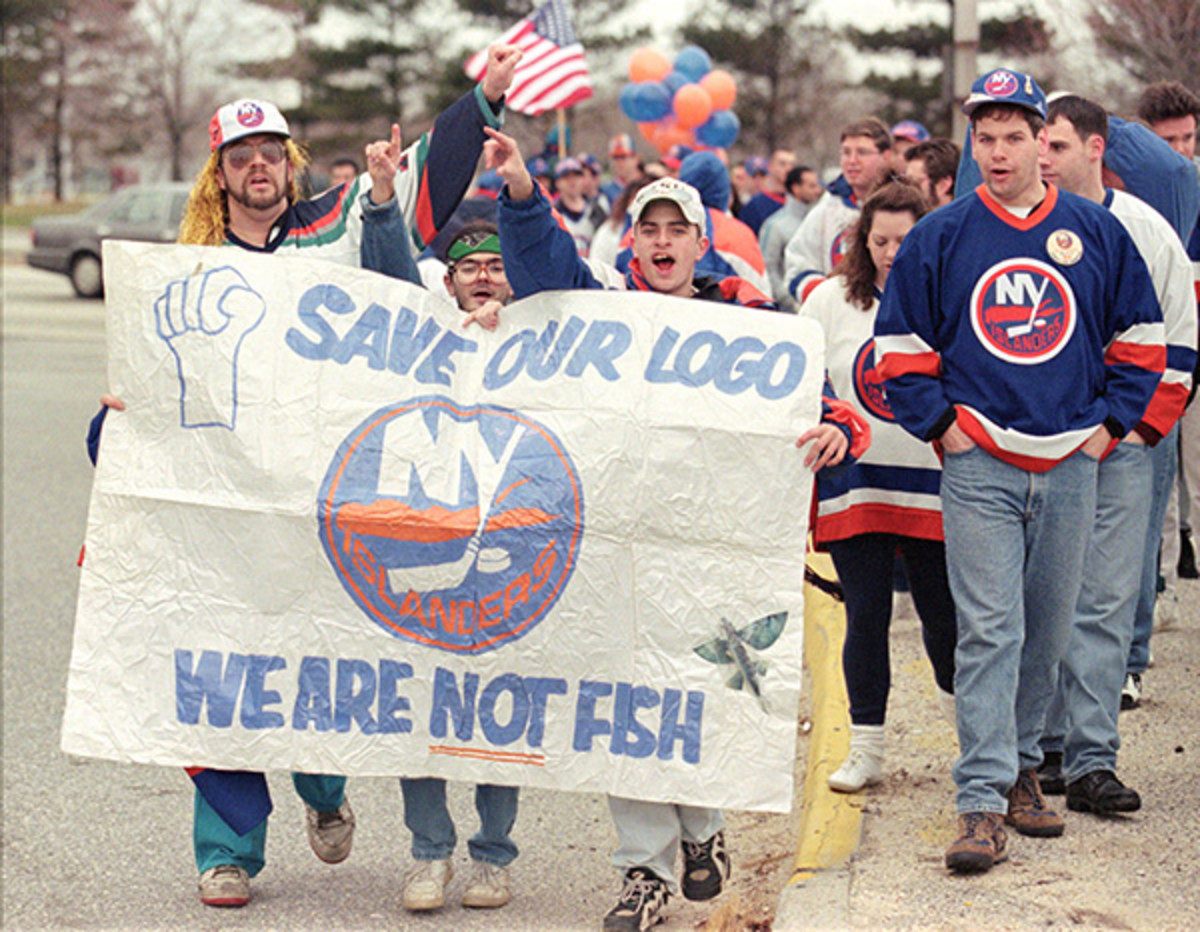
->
[194, 773, 346, 876]
[1040, 442, 1153, 779]
[400, 778, 519, 867]
[940, 446, 1098, 814]
[1128, 426, 1178, 675]
[608, 796, 723, 893]
[827, 534, 956, 725]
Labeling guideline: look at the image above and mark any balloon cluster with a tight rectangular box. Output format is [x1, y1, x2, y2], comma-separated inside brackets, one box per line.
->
[618, 45, 739, 154]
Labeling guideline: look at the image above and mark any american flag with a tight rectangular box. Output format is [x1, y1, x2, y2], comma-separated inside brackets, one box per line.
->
[463, 0, 593, 116]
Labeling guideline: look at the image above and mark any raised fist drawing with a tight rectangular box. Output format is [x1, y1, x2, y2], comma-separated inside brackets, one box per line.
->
[154, 266, 266, 429]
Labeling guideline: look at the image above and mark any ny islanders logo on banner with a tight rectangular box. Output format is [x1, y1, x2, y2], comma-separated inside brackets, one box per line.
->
[852, 338, 894, 422]
[969, 258, 1077, 365]
[317, 397, 583, 653]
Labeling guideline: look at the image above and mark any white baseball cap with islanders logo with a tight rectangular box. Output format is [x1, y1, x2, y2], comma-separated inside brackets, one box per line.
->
[208, 99, 291, 151]
[629, 177, 707, 229]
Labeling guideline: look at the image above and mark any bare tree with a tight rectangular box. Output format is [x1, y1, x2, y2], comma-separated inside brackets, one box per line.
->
[1085, 0, 1200, 93]
[3, 0, 144, 201]
[679, 0, 844, 154]
[135, 0, 227, 181]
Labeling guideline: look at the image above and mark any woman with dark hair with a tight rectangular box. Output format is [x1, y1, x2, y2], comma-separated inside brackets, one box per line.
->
[801, 181, 957, 792]
[588, 175, 653, 267]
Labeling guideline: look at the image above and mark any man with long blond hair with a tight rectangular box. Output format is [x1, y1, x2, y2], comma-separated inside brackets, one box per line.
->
[180, 44, 521, 265]
[92, 44, 523, 910]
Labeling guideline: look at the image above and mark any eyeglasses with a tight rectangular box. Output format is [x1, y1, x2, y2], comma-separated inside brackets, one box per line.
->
[451, 258, 505, 280]
[223, 139, 287, 171]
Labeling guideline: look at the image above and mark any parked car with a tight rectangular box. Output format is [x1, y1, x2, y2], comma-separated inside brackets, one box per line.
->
[26, 183, 192, 298]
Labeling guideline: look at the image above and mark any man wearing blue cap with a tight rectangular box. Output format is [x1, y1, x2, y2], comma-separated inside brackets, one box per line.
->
[875, 67, 1165, 874]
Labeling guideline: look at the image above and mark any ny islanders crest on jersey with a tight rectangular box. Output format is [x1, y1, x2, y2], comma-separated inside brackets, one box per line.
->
[852, 338, 894, 422]
[969, 258, 1077, 365]
[318, 397, 583, 653]
[830, 228, 851, 269]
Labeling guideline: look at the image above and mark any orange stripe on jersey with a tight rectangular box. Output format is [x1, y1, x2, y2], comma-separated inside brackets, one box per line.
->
[799, 276, 826, 304]
[1140, 381, 1190, 435]
[814, 503, 944, 545]
[877, 351, 941, 380]
[291, 185, 351, 238]
[1104, 341, 1165, 371]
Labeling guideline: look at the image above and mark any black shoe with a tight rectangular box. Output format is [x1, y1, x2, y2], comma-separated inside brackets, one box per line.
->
[1036, 750, 1065, 795]
[603, 868, 669, 931]
[1179, 529, 1198, 578]
[681, 830, 730, 901]
[1066, 770, 1141, 814]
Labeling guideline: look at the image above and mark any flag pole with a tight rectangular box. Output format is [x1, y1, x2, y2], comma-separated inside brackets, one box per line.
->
[557, 109, 567, 160]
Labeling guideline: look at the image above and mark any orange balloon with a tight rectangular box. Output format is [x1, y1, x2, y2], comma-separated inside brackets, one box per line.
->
[673, 84, 713, 129]
[637, 120, 663, 148]
[699, 70, 737, 110]
[656, 121, 696, 153]
[629, 47, 671, 83]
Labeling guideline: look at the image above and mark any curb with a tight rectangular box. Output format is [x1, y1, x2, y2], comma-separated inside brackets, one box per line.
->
[774, 552, 863, 930]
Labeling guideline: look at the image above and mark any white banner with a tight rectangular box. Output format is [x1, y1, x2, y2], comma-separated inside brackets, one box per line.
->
[62, 240, 824, 812]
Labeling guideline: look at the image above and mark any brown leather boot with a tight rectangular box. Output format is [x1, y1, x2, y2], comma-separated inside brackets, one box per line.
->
[945, 812, 1008, 873]
[1005, 768, 1065, 837]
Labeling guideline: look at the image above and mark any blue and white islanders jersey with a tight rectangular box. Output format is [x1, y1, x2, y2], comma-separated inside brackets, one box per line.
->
[875, 183, 1165, 472]
[802, 278, 943, 544]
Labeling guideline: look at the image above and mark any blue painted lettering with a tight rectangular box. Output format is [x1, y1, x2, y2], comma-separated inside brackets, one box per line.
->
[524, 677, 568, 747]
[175, 649, 246, 727]
[334, 658, 378, 734]
[429, 667, 479, 740]
[477, 673, 529, 746]
[240, 654, 286, 729]
[644, 326, 805, 399]
[611, 682, 659, 758]
[286, 288, 479, 383]
[414, 330, 478, 386]
[483, 317, 632, 389]
[285, 285, 356, 359]
[573, 680, 614, 751]
[387, 306, 441, 374]
[563, 319, 631, 380]
[658, 688, 704, 763]
[331, 303, 390, 370]
[293, 656, 334, 731]
[378, 659, 414, 734]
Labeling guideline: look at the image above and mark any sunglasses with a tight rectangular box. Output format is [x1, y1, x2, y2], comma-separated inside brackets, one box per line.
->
[223, 139, 287, 171]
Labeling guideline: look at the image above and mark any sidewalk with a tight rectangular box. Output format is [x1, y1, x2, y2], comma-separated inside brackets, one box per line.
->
[777, 567, 1200, 930]
[4, 226, 31, 263]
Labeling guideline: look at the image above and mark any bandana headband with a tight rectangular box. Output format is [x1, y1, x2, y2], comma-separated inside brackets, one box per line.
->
[447, 232, 501, 261]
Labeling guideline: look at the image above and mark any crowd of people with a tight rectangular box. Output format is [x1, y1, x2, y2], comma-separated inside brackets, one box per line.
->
[87, 47, 1200, 930]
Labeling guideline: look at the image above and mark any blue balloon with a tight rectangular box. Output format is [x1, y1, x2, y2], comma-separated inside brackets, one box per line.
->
[619, 83, 642, 121]
[633, 82, 672, 122]
[674, 45, 712, 82]
[696, 109, 740, 149]
[662, 71, 689, 96]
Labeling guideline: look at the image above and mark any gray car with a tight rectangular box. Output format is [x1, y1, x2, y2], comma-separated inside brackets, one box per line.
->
[26, 183, 192, 298]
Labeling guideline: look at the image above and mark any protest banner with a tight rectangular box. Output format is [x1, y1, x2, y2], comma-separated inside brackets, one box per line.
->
[62, 240, 824, 812]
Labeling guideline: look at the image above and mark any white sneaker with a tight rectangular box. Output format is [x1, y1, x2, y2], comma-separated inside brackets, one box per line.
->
[1154, 593, 1180, 632]
[304, 799, 355, 864]
[828, 724, 885, 792]
[461, 860, 512, 908]
[403, 858, 453, 911]
[1120, 673, 1142, 711]
[198, 864, 250, 907]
